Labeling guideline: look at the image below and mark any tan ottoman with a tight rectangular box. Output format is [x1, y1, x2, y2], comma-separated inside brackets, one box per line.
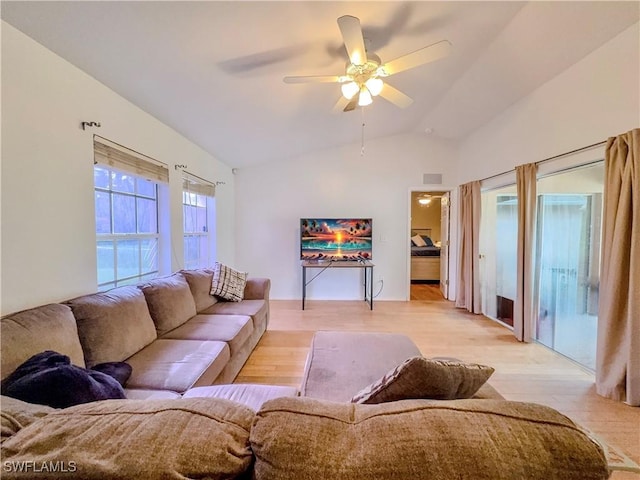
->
[300, 330, 503, 401]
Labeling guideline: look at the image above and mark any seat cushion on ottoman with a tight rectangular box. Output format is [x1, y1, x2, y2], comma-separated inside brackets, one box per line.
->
[301, 331, 422, 402]
[250, 396, 609, 480]
[161, 314, 253, 356]
[183, 384, 299, 411]
[125, 339, 230, 393]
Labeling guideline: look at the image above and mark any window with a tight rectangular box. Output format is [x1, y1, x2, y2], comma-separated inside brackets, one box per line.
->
[94, 138, 168, 290]
[479, 184, 518, 327]
[182, 172, 215, 269]
[533, 162, 604, 370]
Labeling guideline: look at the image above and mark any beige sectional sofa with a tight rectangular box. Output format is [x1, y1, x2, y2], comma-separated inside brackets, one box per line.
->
[0, 281, 614, 479]
[1, 268, 270, 400]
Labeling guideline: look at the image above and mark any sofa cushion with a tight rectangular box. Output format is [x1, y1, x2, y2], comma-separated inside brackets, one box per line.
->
[124, 389, 182, 400]
[250, 397, 609, 480]
[210, 262, 248, 302]
[180, 268, 218, 312]
[1, 351, 126, 409]
[184, 384, 298, 411]
[125, 339, 230, 393]
[0, 398, 255, 480]
[351, 357, 495, 403]
[65, 286, 157, 367]
[1, 396, 55, 442]
[161, 314, 253, 356]
[138, 273, 197, 336]
[1, 304, 86, 377]
[200, 299, 267, 330]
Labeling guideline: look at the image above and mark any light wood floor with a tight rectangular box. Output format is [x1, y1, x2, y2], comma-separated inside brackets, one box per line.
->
[236, 291, 639, 477]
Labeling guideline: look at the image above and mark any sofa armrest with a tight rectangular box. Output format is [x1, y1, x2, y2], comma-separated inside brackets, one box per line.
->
[243, 278, 271, 301]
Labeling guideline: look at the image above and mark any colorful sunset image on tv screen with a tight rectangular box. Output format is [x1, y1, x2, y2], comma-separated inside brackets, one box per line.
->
[300, 218, 372, 261]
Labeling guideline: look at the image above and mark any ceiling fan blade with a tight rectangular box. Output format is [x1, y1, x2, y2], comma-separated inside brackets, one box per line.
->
[343, 99, 358, 112]
[379, 83, 414, 108]
[283, 75, 342, 84]
[332, 96, 351, 114]
[381, 40, 451, 76]
[337, 15, 367, 65]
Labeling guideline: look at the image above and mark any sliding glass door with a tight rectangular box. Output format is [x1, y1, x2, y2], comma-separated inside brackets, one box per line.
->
[533, 163, 604, 369]
[480, 185, 518, 327]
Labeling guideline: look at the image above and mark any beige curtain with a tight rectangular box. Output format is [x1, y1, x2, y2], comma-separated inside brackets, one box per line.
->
[513, 163, 537, 342]
[455, 181, 481, 313]
[596, 128, 640, 406]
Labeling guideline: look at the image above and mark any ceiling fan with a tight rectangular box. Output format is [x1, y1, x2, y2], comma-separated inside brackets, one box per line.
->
[283, 15, 451, 113]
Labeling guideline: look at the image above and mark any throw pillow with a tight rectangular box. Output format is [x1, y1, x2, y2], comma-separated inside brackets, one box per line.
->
[0, 351, 127, 409]
[210, 262, 248, 302]
[411, 234, 427, 247]
[350, 356, 494, 404]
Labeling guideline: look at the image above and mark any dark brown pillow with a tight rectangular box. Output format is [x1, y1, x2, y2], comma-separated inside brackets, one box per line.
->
[351, 356, 494, 404]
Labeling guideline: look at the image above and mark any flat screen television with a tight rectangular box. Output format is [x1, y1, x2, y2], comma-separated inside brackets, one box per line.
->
[300, 218, 372, 261]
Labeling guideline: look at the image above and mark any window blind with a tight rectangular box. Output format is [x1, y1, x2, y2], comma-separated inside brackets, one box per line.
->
[93, 136, 169, 183]
[182, 171, 215, 197]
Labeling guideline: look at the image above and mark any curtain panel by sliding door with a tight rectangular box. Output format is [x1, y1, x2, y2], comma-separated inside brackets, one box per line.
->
[596, 128, 640, 406]
[514, 164, 537, 342]
[455, 181, 481, 313]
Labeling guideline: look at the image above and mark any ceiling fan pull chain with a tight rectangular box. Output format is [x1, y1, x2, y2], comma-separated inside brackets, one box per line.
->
[361, 107, 366, 156]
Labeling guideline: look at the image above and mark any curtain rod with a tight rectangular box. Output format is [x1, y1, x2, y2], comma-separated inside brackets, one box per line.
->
[480, 140, 607, 183]
[179, 168, 225, 187]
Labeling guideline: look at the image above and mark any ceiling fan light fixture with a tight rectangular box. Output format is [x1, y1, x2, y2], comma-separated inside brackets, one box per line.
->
[365, 77, 383, 96]
[341, 81, 359, 100]
[358, 86, 373, 106]
[418, 196, 432, 205]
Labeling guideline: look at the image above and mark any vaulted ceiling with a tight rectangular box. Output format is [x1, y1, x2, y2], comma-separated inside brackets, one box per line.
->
[2, 1, 638, 167]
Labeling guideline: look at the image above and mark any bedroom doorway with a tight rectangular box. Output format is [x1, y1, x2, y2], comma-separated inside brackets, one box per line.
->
[409, 190, 449, 301]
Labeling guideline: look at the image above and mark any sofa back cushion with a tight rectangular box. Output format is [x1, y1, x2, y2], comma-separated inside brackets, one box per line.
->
[65, 286, 157, 367]
[179, 269, 218, 312]
[1, 398, 254, 479]
[138, 274, 197, 335]
[1, 304, 86, 378]
[250, 397, 609, 480]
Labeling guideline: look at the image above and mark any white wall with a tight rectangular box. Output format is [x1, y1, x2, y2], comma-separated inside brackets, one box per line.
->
[234, 133, 458, 301]
[1, 22, 235, 315]
[458, 22, 640, 183]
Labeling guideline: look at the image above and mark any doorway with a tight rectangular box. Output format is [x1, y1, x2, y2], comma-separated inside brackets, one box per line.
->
[409, 190, 450, 301]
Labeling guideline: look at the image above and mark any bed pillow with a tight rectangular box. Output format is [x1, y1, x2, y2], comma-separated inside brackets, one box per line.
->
[411, 234, 427, 247]
[351, 356, 494, 404]
[210, 262, 248, 302]
[421, 235, 435, 247]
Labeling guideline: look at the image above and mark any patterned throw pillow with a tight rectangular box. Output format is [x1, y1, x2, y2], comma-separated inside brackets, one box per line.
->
[210, 263, 248, 302]
[351, 356, 494, 404]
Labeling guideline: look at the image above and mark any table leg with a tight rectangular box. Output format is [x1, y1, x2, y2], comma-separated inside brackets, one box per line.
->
[369, 266, 374, 310]
[302, 266, 306, 310]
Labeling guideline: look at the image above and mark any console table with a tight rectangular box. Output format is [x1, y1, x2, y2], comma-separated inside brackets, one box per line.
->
[301, 260, 374, 310]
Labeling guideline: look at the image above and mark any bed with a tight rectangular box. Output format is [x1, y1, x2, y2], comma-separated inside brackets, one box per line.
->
[410, 229, 441, 282]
